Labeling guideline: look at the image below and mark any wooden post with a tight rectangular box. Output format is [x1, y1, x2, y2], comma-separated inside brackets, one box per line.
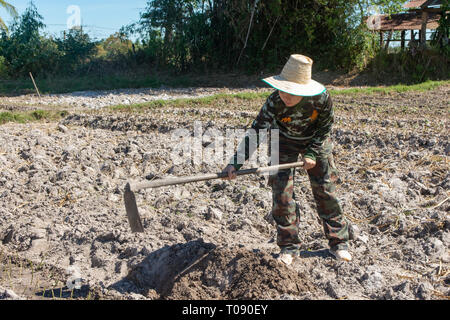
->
[420, 11, 428, 47]
[29, 72, 41, 98]
[380, 31, 384, 48]
[401, 30, 406, 50]
[385, 30, 393, 50]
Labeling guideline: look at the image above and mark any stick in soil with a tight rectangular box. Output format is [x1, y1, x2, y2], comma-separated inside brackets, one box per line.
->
[29, 72, 41, 98]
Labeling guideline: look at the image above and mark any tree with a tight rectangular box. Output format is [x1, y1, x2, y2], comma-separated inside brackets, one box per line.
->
[97, 32, 133, 60]
[129, 0, 394, 71]
[431, 0, 449, 54]
[0, 2, 61, 77]
[55, 28, 97, 72]
[0, 0, 17, 32]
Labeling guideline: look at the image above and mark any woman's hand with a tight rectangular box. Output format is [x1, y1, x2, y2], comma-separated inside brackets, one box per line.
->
[303, 158, 316, 170]
[221, 164, 237, 180]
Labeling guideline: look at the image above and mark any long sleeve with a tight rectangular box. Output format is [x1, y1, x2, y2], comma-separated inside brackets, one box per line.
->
[303, 93, 334, 161]
[229, 94, 276, 170]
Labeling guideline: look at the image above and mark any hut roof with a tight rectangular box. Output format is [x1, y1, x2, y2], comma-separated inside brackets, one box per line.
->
[404, 0, 428, 8]
[404, 0, 442, 8]
[403, 0, 442, 8]
[367, 12, 441, 31]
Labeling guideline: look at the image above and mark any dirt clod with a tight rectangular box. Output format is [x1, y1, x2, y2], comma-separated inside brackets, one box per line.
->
[126, 239, 314, 300]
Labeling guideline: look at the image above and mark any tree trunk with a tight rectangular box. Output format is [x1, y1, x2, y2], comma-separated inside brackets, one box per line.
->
[236, 0, 259, 66]
[401, 30, 405, 50]
[384, 30, 393, 50]
[420, 11, 428, 47]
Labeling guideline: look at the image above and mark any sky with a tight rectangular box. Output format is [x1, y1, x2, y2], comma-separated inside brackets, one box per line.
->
[0, 0, 148, 40]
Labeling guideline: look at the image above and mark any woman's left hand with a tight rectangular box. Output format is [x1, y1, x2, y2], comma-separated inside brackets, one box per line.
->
[303, 158, 316, 170]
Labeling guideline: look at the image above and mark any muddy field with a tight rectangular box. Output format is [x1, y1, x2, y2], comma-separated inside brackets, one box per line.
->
[0, 85, 449, 300]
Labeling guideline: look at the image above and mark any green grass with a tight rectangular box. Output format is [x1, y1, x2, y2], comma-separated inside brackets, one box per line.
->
[0, 110, 69, 125]
[328, 80, 450, 96]
[109, 79, 449, 112]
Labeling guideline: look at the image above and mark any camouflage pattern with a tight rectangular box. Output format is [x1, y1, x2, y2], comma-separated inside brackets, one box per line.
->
[269, 135, 349, 251]
[231, 89, 334, 169]
[230, 89, 349, 251]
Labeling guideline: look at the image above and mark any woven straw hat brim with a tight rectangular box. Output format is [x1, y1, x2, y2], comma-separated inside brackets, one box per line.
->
[262, 75, 326, 97]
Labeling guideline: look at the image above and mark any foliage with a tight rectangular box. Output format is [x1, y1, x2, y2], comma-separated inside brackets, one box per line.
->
[122, 0, 411, 73]
[431, 0, 449, 56]
[0, 2, 97, 77]
[368, 48, 450, 84]
[0, 55, 7, 76]
[0, 2, 60, 77]
[0, 0, 17, 32]
[0, 0, 447, 84]
[97, 32, 133, 60]
[54, 28, 97, 73]
[365, 0, 404, 15]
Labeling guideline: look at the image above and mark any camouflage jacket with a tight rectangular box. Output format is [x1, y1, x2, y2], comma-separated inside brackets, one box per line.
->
[231, 89, 334, 170]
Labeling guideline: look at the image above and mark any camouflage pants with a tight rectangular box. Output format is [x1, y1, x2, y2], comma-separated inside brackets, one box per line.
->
[268, 136, 350, 251]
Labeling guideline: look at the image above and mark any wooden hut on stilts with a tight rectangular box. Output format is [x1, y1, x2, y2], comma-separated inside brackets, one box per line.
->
[366, 0, 446, 50]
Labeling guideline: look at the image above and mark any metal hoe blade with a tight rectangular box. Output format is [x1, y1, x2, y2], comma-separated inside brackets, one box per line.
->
[124, 183, 144, 233]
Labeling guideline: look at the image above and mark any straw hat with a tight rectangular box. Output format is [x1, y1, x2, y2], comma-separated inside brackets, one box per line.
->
[262, 54, 325, 96]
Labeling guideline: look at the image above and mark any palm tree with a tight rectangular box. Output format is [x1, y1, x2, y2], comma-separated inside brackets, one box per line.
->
[0, 0, 18, 32]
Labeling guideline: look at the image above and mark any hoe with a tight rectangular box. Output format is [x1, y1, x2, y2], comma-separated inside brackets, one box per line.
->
[124, 161, 304, 232]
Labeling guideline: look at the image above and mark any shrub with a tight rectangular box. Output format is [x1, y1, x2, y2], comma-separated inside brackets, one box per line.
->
[0, 55, 7, 77]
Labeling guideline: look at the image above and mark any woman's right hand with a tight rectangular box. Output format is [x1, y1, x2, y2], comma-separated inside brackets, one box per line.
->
[221, 164, 237, 180]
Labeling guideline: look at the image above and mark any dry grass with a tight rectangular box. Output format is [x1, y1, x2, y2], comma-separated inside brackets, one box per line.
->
[0, 248, 98, 300]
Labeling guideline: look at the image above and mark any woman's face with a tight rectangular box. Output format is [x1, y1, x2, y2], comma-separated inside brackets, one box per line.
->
[279, 91, 303, 107]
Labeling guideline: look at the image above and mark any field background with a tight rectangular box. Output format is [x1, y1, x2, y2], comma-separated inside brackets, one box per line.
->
[0, 0, 449, 300]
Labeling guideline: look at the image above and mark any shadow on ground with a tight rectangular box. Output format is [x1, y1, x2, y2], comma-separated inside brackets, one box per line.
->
[299, 249, 332, 259]
[110, 239, 316, 299]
